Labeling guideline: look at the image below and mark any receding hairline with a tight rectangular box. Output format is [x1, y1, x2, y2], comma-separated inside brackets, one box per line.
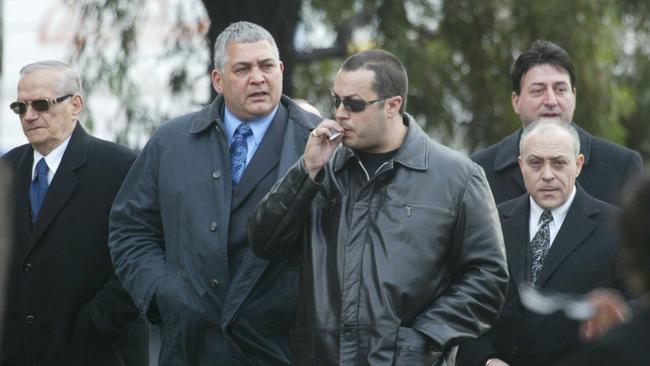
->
[519, 120, 581, 157]
[18, 60, 83, 96]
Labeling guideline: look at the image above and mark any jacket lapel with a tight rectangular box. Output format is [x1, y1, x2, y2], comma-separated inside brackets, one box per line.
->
[230, 105, 288, 212]
[501, 195, 530, 285]
[26, 124, 87, 257]
[537, 186, 598, 285]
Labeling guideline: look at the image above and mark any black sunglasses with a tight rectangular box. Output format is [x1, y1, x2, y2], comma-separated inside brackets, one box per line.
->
[332, 94, 392, 113]
[9, 94, 73, 115]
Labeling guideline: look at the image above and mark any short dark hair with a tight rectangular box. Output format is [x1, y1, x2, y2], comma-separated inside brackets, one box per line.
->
[619, 172, 650, 294]
[340, 49, 408, 115]
[511, 40, 576, 95]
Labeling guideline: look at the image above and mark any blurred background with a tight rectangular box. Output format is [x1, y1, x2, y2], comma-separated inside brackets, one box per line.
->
[1, 0, 649, 159]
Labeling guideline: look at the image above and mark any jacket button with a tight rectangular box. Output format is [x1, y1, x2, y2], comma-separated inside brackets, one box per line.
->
[209, 279, 220, 288]
[24, 262, 33, 272]
[209, 222, 218, 232]
[511, 346, 518, 355]
[212, 171, 221, 180]
[25, 315, 35, 325]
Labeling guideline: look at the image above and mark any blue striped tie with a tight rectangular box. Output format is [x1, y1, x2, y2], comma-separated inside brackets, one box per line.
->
[29, 158, 49, 223]
[230, 123, 252, 190]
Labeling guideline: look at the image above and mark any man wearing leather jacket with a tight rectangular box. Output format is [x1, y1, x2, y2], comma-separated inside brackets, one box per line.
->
[248, 49, 509, 366]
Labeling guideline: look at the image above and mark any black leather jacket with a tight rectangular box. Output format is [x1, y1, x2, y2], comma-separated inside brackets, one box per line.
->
[249, 116, 508, 366]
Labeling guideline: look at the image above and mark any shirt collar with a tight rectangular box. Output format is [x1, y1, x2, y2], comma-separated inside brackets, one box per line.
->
[32, 135, 72, 180]
[224, 105, 278, 146]
[333, 113, 429, 173]
[529, 184, 577, 227]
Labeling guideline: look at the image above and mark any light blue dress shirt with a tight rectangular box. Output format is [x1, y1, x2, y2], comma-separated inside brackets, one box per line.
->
[224, 105, 278, 167]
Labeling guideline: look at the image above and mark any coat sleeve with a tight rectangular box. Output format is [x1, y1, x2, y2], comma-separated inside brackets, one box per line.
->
[248, 159, 321, 261]
[411, 165, 509, 349]
[108, 137, 168, 322]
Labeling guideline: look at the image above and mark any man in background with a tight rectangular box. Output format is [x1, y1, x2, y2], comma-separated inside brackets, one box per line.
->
[472, 40, 642, 205]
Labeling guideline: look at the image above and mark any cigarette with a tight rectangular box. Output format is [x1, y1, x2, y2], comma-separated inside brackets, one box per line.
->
[328, 130, 342, 141]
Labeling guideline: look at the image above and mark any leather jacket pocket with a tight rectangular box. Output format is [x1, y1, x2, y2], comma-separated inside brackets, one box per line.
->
[393, 327, 440, 366]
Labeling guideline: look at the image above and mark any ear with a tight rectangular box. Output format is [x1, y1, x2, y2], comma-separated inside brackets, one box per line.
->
[279, 61, 285, 73]
[512, 91, 520, 114]
[385, 95, 403, 118]
[518, 155, 524, 171]
[576, 153, 585, 176]
[70, 94, 84, 118]
[211, 70, 223, 94]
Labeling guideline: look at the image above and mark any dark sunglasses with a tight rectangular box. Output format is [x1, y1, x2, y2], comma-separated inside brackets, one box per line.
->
[9, 94, 73, 115]
[332, 94, 392, 113]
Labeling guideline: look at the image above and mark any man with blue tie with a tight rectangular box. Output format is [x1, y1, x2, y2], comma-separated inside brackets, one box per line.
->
[109, 21, 320, 365]
[1, 61, 147, 365]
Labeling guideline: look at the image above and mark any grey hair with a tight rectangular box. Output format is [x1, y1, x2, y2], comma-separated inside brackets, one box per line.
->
[213, 21, 279, 73]
[20, 60, 83, 96]
[519, 118, 581, 157]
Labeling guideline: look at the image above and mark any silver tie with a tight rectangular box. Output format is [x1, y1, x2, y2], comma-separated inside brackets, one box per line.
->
[530, 210, 553, 283]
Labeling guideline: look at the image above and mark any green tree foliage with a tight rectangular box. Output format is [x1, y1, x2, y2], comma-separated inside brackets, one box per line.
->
[67, 0, 650, 159]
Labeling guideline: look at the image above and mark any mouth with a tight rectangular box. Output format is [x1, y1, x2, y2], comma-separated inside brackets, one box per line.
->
[540, 112, 560, 118]
[248, 91, 269, 100]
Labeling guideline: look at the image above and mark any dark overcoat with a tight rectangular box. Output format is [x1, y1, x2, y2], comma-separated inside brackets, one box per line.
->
[1, 124, 148, 366]
[109, 95, 320, 365]
[457, 186, 624, 366]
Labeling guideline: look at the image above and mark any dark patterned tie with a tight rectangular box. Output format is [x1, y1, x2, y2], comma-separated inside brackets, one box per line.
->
[530, 210, 553, 283]
[29, 158, 49, 223]
[230, 123, 252, 190]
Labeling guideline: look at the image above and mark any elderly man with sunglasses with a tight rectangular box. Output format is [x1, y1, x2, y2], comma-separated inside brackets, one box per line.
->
[248, 49, 508, 366]
[0, 61, 147, 365]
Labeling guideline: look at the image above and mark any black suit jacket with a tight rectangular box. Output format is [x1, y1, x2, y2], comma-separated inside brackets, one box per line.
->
[471, 124, 643, 205]
[456, 186, 623, 366]
[1, 124, 147, 366]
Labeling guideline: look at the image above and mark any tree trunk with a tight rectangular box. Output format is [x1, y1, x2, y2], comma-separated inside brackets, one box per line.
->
[200, 0, 302, 100]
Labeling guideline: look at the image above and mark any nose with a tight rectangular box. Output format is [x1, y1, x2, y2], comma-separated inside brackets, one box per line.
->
[249, 66, 265, 84]
[543, 88, 558, 106]
[334, 102, 349, 122]
[22, 104, 39, 121]
[541, 163, 554, 181]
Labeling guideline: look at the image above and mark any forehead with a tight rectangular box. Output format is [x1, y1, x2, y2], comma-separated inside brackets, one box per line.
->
[522, 128, 575, 157]
[333, 69, 376, 97]
[521, 64, 571, 87]
[225, 40, 277, 64]
[18, 69, 60, 97]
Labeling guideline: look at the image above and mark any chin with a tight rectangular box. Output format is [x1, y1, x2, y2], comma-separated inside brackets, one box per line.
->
[248, 105, 275, 117]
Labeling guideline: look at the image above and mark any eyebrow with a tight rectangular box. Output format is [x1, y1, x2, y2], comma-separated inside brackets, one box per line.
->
[526, 154, 568, 161]
[332, 92, 362, 99]
[529, 80, 570, 87]
[232, 58, 277, 67]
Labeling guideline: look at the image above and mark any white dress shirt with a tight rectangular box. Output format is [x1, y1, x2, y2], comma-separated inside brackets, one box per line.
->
[31, 135, 72, 185]
[528, 185, 577, 247]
